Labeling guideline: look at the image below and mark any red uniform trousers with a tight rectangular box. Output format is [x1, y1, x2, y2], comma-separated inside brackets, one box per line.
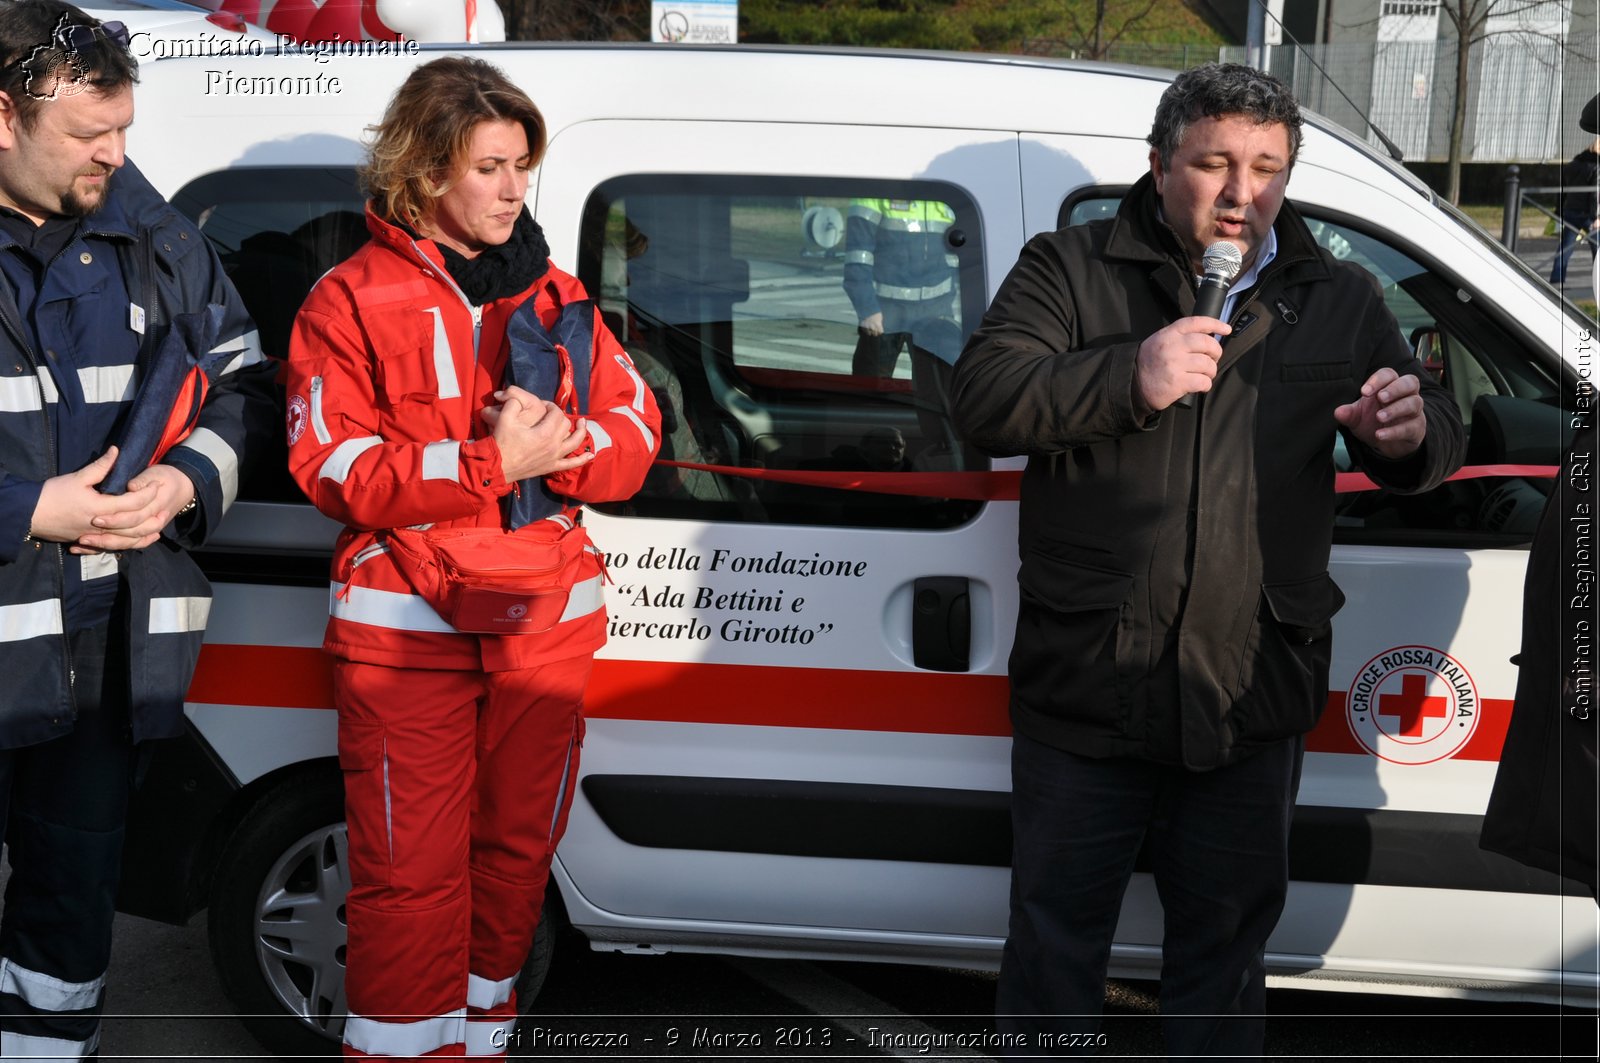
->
[334, 655, 589, 1060]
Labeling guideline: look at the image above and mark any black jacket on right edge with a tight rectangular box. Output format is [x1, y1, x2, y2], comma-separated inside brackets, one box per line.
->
[952, 175, 1466, 770]
[1480, 421, 1598, 895]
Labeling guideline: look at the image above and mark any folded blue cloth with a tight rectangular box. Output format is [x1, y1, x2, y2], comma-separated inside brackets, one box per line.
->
[501, 297, 592, 528]
[101, 302, 226, 495]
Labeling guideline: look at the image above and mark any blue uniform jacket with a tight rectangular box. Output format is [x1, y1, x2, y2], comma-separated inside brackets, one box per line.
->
[0, 159, 275, 748]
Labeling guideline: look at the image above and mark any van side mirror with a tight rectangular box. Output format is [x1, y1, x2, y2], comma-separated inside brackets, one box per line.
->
[1409, 326, 1446, 384]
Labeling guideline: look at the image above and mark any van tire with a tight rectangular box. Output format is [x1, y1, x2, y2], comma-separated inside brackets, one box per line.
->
[207, 768, 557, 1057]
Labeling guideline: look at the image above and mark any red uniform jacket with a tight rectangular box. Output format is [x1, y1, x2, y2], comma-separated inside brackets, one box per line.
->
[285, 208, 660, 671]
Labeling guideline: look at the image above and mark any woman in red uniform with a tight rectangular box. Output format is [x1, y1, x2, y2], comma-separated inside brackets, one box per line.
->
[284, 57, 659, 1059]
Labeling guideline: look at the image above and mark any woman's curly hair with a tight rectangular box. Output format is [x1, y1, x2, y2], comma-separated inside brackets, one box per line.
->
[362, 56, 546, 231]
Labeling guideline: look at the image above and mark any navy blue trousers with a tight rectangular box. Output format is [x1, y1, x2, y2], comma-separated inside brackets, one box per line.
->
[1551, 207, 1597, 283]
[0, 622, 139, 1059]
[997, 732, 1304, 1058]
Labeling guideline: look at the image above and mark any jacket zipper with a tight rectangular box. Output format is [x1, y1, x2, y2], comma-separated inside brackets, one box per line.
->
[402, 237, 484, 365]
[334, 541, 391, 602]
[309, 376, 332, 445]
[1184, 251, 1300, 596]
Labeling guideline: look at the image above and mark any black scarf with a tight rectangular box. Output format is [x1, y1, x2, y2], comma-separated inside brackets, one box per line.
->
[431, 207, 551, 305]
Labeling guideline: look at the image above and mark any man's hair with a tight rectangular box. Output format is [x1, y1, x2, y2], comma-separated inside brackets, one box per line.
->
[362, 56, 547, 231]
[0, 0, 138, 129]
[1147, 63, 1303, 169]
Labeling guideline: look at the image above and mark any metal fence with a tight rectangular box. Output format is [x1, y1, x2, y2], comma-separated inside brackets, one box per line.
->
[1022, 33, 1599, 164]
[1017, 39, 1222, 70]
[1217, 35, 1596, 164]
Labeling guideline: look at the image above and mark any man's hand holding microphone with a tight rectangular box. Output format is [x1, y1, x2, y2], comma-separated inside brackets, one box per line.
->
[1136, 241, 1241, 411]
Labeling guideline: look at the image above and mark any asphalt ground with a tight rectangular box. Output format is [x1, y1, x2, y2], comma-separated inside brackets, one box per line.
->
[88, 902, 1596, 1061]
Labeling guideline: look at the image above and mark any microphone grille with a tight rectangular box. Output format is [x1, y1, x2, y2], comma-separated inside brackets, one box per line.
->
[1202, 241, 1243, 280]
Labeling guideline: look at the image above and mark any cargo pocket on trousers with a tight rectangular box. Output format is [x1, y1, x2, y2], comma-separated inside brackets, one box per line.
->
[337, 719, 392, 887]
[1010, 551, 1134, 731]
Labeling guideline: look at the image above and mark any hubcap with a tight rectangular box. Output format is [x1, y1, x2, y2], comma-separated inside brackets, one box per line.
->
[253, 822, 350, 1041]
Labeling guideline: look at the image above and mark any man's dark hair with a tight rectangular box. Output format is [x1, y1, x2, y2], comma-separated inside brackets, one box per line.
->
[1147, 63, 1302, 169]
[0, 0, 137, 129]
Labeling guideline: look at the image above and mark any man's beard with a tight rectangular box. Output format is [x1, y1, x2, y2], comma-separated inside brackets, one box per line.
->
[60, 169, 113, 217]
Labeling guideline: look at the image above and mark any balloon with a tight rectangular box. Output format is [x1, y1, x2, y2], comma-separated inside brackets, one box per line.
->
[213, 0, 502, 43]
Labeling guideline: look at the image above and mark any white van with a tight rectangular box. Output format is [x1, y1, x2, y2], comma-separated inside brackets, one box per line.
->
[107, 42, 1595, 1054]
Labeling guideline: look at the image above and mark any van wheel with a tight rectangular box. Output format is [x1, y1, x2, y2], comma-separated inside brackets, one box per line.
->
[208, 770, 558, 1057]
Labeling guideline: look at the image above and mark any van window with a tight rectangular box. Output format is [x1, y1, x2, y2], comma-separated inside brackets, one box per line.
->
[577, 176, 987, 530]
[173, 168, 369, 505]
[1058, 190, 1562, 548]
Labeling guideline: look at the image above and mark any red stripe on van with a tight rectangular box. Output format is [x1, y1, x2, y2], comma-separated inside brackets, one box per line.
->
[584, 660, 1014, 735]
[185, 646, 1511, 759]
[189, 645, 336, 709]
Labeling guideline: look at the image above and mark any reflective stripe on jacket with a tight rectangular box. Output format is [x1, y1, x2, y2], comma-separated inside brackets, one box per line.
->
[842, 198, 959, 322]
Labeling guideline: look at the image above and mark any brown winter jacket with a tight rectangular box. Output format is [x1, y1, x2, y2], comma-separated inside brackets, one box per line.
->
[952, 173, 1466, 770]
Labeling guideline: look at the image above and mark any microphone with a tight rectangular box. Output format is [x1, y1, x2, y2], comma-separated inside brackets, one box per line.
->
[1193, 241, 1243, 321]
[1175, 242, 1244, 408]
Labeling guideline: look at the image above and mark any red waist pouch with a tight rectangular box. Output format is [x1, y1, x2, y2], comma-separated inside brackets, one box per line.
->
[383, 525, 586, 634]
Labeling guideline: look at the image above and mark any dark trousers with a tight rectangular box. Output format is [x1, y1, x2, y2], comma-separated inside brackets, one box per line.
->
[1551, 207, 1597, 283]
[0, 623, 139, 1060]
[852, 328, 914, 377]
[852, 328, 963, 458]
[997, 732, 1304, 1059]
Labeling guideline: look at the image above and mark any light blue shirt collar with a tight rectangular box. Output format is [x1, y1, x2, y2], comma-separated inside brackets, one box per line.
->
[1217, 228, 1277, 321]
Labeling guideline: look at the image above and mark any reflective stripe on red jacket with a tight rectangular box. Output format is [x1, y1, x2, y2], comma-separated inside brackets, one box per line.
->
[284, 206, 660, 671]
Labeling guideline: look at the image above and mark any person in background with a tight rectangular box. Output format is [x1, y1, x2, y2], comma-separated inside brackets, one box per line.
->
[952, 63, 1464, 1056]
[1549, 134, 1599, 285]
[843, 196, 961, 378]
[0, 2, 272, 1056]
[284, 56, 659, 1059]
[843, 198, 970, 461]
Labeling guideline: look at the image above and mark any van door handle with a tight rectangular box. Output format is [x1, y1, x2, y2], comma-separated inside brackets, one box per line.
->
[912, 576, 971, 673]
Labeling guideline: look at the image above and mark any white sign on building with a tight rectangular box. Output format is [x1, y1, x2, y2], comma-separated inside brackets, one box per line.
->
[651, 0, 738, 44]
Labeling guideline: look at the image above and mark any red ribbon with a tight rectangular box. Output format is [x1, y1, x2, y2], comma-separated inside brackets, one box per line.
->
[657, 460, 1560, 501]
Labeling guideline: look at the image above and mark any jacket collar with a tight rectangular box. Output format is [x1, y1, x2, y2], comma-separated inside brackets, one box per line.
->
[365, 202, 447, 271]
[363, 201, 561, 309]
[0, 168, 141, 251]
[1103, 171, 1331, 288]
[79, 175, 138, 241]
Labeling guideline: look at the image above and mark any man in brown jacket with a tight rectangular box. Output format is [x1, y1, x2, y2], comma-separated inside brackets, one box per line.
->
[952, 64, 1465, 1056]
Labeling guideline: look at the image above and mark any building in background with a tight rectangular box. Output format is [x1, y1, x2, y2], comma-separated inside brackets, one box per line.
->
[1217, 0, 1594, 167]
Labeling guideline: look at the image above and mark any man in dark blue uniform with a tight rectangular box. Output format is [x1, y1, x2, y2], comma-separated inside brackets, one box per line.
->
[0, 3, 272, 1056]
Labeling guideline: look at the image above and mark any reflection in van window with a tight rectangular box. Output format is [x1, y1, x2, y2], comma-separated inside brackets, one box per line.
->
[174, 168, 369, 505]
[1061, 187, 1560, 548]
[580, 177, 986, 529]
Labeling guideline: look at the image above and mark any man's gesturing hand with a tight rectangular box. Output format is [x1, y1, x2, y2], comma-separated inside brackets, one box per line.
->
[1135, 317, 1231, 412]
[1333, 367, 1427, 460]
